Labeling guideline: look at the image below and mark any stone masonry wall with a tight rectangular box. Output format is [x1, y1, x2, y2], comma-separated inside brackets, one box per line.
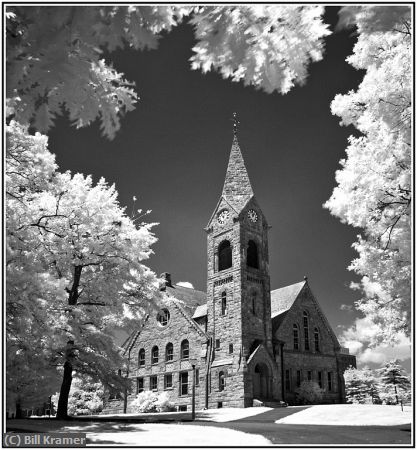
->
[275, 286, 346, 404]
[124, 304, 207, 412]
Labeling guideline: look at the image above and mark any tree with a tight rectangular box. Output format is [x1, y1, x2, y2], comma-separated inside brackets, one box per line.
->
[6, 5, 330, 138]
[6, 6, 189, 139]
[324, 6, 412, 344]
[190, 6, 330, 94]
[52, 376, 104, 416]
[377, 360, 411, 405]
[6, 122, 161, 419]
[295, 381, 325, 405]
[343, 366, 379, 404]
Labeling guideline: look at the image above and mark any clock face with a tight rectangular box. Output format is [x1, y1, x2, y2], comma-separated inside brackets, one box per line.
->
[247, 209, 258, 223]
[217, 209, 230, 225]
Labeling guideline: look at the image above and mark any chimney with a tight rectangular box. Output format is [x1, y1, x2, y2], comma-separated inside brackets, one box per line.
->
[160, 272, 172, 289]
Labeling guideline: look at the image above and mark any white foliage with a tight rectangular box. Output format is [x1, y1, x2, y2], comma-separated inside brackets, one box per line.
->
[324, 6, 412, 344]
[130, 391, 175, 413]
[6, 6, 189, 139]
[295, 381, 325, 405]
[190, 5, 330, 94]
[6, 122, 161, 408]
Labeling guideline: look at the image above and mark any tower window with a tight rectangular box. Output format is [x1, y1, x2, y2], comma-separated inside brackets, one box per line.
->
[181, 340, 189, 359]
[247, 240, 259, 269]
[138, 348, 145, 367]
[303, 311, 310, 351]
[314, 328, 320, 352]
[151, 346, 159, 364]
[219, 371, 225, 391]
[215, 339, 220, 350]
[195, 368, 200, 386]
[293, 324, 299, 350]
[166, 342, 174, 362]
[218, 240, 232, 271]
[229, 343, 233, 354]
[221, 291, 227, 315]
[307, 371, 312, 381]
[318, 371, 323, 388]
[251, 292, 256, 315]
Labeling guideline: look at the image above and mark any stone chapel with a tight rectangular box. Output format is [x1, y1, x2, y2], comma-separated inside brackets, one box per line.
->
[104, 125, 356, 413]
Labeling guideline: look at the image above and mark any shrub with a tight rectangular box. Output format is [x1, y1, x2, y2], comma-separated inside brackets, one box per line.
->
[295, 381, 325, 404]
[130, 391, 175, 413]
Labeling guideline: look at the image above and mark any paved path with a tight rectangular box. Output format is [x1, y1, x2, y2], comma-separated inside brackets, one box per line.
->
[187, 408, 412, 445]
[7, 407, 412, 446]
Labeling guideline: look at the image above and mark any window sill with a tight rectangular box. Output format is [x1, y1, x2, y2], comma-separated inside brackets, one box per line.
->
[164, 387, 173, 391]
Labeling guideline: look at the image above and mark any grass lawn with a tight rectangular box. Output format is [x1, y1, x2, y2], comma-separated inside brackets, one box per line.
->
[275, 404, 412, 426]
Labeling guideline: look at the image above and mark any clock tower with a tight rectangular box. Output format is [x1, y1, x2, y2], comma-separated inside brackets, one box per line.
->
[205, 116, 281, 407]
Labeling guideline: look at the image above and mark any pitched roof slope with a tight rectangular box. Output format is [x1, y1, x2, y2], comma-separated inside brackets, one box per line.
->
[222, 135, 254, 211]
[270, 280, 306, 318]
[165, 284, 206, 316]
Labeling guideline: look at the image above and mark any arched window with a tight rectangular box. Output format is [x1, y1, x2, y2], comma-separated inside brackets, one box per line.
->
[151, 346, 159, 364]
[138, 348, 145, 367]
[218, 240, 232, 271]
[314, 327, 320, 352]
[181, 339, 189, 359]
[221, 291, 227, 315]
[219, 371, 225, 391]
[293, 324, 299, 350]
[165, 342, 173, 362]
[251, 292, 256, 315]
[303, 311, 310, 351]
[247, 240, 259, 269]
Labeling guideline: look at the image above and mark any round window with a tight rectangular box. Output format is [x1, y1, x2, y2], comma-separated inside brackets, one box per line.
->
[157, 308, 170, 327]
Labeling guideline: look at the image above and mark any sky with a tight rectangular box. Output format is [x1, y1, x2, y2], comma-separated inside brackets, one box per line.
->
[47, 7, 410, 370]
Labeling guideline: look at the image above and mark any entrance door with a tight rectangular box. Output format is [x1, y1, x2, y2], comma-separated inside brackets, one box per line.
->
[253, 363, 269, 399]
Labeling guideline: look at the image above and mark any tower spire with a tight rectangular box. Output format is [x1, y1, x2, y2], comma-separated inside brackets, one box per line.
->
[222, 113, 254, 211]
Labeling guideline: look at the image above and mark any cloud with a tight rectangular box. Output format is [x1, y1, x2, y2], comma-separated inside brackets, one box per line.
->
[339, 316, 411, 367]
[358, 334, 411, 365]
[176, 281, 194, 289]
[340, 304, 354, 312]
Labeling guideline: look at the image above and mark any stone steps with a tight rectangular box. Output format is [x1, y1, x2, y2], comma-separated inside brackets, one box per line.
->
[253, 399, 288, 408]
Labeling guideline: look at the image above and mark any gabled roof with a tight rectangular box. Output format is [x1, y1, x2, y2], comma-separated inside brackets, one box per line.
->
[165, 284, 206, 316]
[271, 280, 306, 318]
[164, 284, 207, 337]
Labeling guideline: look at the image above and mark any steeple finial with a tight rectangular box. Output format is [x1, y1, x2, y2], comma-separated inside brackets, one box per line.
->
[222, 115, 253, 211]
[232, 112, 240, 137]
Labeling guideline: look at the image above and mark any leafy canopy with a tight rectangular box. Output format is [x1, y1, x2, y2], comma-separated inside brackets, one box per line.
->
[7, 5, 330, 138]
[325, 6, 411, 344]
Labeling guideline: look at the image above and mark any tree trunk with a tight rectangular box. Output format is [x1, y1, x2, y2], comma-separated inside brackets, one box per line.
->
[394, 385, 398, 405]
[56, 360, 73, 420]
